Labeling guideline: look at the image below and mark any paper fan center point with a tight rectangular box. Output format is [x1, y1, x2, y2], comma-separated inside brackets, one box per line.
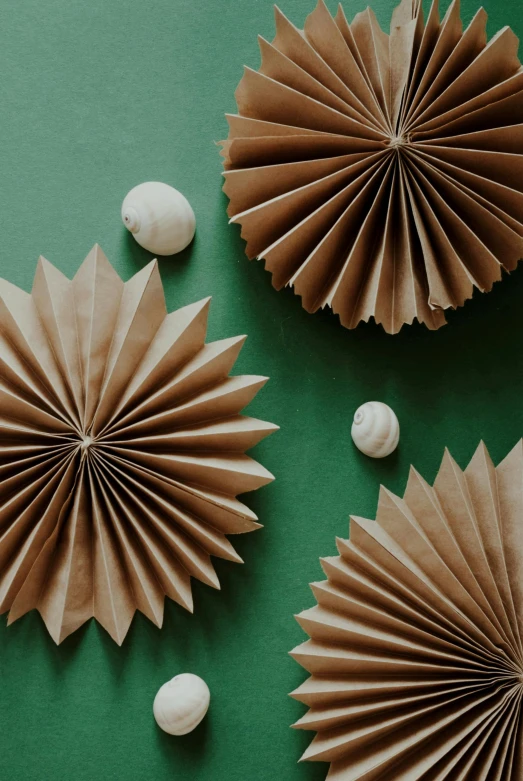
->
[80, 434, 94, 450]
[388, 133, 410, 150]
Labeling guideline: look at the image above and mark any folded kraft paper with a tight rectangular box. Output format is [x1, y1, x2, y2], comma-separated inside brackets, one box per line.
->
[222, 0, 523, 333]
[0, 246, 277, 644]
[291, 441, 523, 779]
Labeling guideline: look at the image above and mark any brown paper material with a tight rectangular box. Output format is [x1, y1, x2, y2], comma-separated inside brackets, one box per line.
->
[221, 0, 523, 334]
[290, 441, 523, 779]
[0, 246, 278, 644]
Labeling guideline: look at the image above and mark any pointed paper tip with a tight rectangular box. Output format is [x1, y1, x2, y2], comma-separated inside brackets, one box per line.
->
[471, 440, 489, 461]
[259, 465, 276, 484]
[405, 464, 427, 493]
[37, 254, 49, 268]
[499, 439, 523, 469]
[172, 295, 212, 327]
[112, 619, 133, 646]
[231, 334, 247, 353]
[273, 4, 287, 24]
[348, 515, 371, 532]
[33, 254, 70, 293]
[40, 614, 63, 646]
[436, 448, 461, 483]
[378, 484, 395, 499]
[319, 554, 337, 572]
[56, 622, 84, 645]
[335, 534, 349, 550]
[300, 743, 319, 762]
[124, 258, 161, 291]
[6, 610, 19, 627]
[141, 257, 160, 275]
[85, 242, 103, 258]
[36, 254, 65, 277]
[204, 569, 221, 591]
[75, 244, 118, 283]
[34, 254, 52, 280]
[84, 243, 108, 264]
[0, 275, 27, 300]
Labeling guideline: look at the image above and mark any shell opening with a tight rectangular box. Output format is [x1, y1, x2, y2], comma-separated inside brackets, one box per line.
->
[123, 207, 140, 234]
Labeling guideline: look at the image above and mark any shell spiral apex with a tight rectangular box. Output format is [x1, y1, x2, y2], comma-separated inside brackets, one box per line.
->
[153, 673, 210, 736]
[122, 206, 140, 234]
[351, 401, 399, 458]
[122, 181, 195, 256]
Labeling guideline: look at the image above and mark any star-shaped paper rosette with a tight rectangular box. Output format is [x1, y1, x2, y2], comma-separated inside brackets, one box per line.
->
[222, 0, 523, 333]
[0, 246, 277, 644]
[291, 442, 523, 780]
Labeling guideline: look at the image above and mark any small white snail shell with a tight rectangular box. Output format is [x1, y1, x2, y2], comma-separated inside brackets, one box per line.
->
[153, 673, 210, 736]
[121, 182, 195, 256]
[351, 402, 399, 458]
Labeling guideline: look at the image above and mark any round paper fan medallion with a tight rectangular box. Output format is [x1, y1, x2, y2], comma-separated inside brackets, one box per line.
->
[291, 441, 523, 779]
[0, 246, 277, 644]
[222, 0, 523, 333]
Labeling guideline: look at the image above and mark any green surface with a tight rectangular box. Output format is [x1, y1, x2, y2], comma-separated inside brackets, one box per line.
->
[0, 0, 522, 779]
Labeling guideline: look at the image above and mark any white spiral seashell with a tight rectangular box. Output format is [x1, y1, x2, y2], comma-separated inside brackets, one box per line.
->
[121, 181, 195, 256]
[153, 673, 210, 736]
[351, 402, 399, 458]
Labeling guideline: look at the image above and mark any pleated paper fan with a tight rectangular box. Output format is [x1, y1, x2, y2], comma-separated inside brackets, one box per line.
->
[221, 0, 523, 334]
[291, 441, 523, 779]
[0, 246, 277, 645]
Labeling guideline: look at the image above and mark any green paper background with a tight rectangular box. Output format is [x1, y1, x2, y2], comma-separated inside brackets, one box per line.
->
[0, 0, 521, 778]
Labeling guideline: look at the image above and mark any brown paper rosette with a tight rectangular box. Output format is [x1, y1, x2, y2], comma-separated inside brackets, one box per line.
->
[291, 441, 523, 779]
[0, 246, 277, 644]
[221, 0, 523, 333]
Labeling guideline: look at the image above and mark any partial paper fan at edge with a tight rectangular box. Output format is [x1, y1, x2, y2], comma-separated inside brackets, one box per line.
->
[221, 0, 523, 334]
[290, 441, 523, 780]
[0, 245, 278, 645]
